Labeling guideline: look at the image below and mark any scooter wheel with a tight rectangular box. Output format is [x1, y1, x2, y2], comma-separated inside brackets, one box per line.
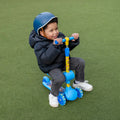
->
[75, 87, 83, 98]
[58, 94, 66, 106]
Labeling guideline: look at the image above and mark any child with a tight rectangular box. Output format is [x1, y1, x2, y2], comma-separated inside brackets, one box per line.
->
[29, 12, 93, 107]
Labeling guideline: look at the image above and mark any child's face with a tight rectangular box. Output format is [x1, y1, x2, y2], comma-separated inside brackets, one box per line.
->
[42, 22, 59, 40]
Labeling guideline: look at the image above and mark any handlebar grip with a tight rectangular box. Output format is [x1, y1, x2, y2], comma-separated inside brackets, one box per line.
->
[54, 37, 75, 45]
[54, 40, 59, 44]
[69, 37, 74, 40]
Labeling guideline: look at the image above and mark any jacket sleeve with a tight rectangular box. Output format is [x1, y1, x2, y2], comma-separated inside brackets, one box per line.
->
[34, 42, 61, 65]
[69, 37, 80, 50]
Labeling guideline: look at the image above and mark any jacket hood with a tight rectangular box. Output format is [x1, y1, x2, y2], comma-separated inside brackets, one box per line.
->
[29, 30, 47, 48]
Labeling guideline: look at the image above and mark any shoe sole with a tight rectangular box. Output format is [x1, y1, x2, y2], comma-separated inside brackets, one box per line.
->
[73, 84, 93, 92]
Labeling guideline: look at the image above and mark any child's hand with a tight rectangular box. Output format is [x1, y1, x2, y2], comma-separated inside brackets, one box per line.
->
[53, 38, 63, 45]
[71, 33, 79, 41]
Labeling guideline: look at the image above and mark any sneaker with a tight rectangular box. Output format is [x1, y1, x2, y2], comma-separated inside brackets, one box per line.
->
[49, 93, 59, 107]
[73, 80, 93, 91]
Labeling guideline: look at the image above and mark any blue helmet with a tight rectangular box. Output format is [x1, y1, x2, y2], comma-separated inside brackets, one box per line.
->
[33, 12, 58, 34]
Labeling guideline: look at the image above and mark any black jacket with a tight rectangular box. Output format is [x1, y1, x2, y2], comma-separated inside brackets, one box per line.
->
[29, 30, 80, 73]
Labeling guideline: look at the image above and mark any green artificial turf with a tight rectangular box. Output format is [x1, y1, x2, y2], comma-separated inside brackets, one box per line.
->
[0, 0, 120, 120]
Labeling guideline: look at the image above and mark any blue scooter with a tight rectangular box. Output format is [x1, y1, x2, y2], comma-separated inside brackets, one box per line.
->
[42, 37, 83, 106]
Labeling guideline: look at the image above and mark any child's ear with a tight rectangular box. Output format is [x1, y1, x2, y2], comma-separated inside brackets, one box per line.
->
[40, 30, 44, 36]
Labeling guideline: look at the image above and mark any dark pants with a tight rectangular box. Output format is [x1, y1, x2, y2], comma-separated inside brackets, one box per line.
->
[49, 57, 85, 96]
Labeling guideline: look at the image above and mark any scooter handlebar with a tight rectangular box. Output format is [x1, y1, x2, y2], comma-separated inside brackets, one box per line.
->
[55, 37, 74, 44]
